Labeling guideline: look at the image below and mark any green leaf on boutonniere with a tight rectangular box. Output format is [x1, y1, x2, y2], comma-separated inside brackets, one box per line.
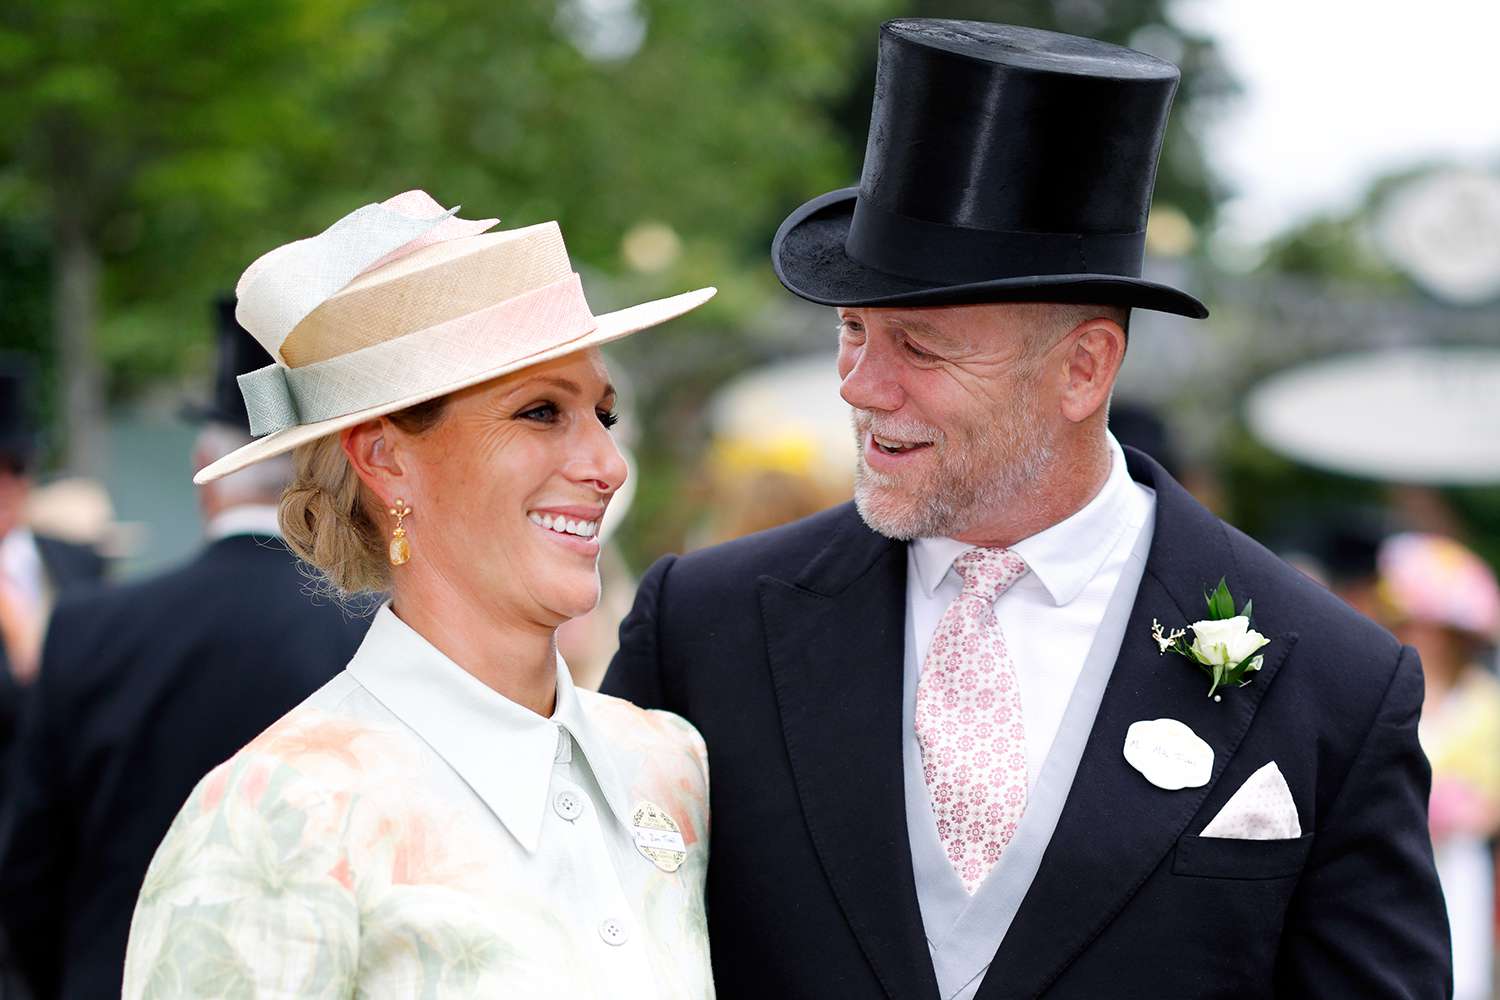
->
[1204, 577, 1236, 620]
[1157, 578, 1270, 700]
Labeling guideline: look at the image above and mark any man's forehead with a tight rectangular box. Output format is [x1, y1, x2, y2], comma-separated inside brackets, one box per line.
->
[840, 303, 1034, 343]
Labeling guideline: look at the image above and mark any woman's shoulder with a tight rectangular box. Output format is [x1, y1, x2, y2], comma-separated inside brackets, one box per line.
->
[577, 689, 708, 784]
[185, 672, 417, 818]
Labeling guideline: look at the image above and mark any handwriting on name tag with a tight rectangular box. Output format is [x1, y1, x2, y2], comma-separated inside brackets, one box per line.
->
[632, 801, 687, 873]
[1123, 718, 1213, 790]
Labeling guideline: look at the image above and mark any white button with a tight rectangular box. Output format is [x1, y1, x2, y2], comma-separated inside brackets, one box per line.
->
[598, 917, 629, 946]
[554, 789, 584, 822]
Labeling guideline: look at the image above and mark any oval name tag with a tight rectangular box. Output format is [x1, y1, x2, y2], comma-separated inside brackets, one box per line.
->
[1123, 718, 1213, 790]
[632, 801, 687, 873]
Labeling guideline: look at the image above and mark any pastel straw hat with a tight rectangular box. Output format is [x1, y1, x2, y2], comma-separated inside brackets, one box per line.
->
[1377, 533, 1500, 641]
[194, 190, 715, 484]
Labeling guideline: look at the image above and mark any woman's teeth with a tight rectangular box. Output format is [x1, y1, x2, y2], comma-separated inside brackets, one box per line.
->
[528, 511, 599, 538]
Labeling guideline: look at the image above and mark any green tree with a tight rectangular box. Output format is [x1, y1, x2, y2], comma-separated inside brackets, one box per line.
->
[0, 0, 374, 473]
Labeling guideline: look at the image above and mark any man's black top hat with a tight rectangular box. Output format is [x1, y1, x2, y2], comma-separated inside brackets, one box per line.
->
[0, 355, 38, 472]
[773, 20, 1207, 318]
[183, 297, 275, 431]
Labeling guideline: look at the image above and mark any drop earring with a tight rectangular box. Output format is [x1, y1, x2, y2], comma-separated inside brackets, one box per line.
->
[388, 499, 412, 566]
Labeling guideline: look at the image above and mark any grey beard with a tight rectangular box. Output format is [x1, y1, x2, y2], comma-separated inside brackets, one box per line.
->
[852, 418, 1056, 541]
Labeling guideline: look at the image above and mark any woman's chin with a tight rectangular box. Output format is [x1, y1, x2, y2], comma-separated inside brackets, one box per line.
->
[537, 580, 603, 625]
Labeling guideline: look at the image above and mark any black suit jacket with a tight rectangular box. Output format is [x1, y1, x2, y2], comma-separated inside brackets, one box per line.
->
[0, 534, 367, 1000]
[603, 449, 1450, 999]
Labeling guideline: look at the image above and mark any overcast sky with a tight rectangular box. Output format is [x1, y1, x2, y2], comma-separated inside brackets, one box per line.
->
[1177, 0, 1500, 248]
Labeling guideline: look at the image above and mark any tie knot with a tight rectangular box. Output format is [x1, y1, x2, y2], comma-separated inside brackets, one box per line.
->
[952, 547, 1028, 601]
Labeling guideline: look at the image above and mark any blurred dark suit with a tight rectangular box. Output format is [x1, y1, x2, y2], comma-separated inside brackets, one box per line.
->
[0, 535, 107, 773]
[0, 532, 366, 1000]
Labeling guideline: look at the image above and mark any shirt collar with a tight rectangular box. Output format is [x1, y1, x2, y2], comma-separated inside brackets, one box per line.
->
[205, 504, 283, 541]
[347, 604, 633, 852]
[911, 434, 1141, 607]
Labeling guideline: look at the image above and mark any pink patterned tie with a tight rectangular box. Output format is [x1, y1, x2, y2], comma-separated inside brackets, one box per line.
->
[915, 547, 1030, 894]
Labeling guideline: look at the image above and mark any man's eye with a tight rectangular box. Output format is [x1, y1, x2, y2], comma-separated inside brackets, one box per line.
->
[519, 402, 558, 422]
[904, 340, 937, 360]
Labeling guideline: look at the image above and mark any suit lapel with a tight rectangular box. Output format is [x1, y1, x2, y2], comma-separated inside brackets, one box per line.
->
[978, 451, 1299, 1000]
[758, 503, 940, 1000]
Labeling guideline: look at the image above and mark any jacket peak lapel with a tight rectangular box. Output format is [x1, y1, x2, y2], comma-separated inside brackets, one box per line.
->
[978, 451, 1299, 1000]
[759, 504, 939, 1000]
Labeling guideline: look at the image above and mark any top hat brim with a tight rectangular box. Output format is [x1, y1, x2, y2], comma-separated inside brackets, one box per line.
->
[772, 188, 1208, 319]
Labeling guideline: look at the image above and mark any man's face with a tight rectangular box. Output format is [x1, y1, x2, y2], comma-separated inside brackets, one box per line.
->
[0, 464, 29, 539]
[836, 304, 1065, 541]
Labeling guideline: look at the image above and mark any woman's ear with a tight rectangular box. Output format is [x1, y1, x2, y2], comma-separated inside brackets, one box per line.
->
[340, 418, 405, 507]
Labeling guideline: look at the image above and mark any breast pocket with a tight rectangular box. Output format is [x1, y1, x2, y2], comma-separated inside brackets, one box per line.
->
[1173, 832, 1315, 881]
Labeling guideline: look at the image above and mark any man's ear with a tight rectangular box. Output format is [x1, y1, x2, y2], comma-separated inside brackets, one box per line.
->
[340, 418, 405, 507]
[1058, 318, 1125, 424]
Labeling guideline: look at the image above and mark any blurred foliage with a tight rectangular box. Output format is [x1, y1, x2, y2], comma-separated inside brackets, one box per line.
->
[1223, 160, 1500, 568]
[1254, 166, 1444, 290]
[0, 0, 1232, 565]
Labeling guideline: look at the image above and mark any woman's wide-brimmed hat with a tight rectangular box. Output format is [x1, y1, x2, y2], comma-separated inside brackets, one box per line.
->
[1378, 533, 1500, 642]
[772, 20, 1207, 318]
[195, 190, 715, 484]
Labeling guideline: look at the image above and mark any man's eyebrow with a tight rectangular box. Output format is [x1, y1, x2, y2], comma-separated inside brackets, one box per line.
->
[886, 315, 959, 346]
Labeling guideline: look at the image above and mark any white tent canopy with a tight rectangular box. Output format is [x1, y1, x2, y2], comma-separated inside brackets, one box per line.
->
[1245, 346, 1500, 485]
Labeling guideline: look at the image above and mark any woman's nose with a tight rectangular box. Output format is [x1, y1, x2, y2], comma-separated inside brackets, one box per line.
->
[574, 420, 628, 495]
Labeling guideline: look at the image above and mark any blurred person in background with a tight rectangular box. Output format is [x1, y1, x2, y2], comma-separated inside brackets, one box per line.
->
[0, 358, 106, 780]
[606, 20, 1450, 999]
[0, 301, 367, 1000]
[1377, 532, 1500, 1000]
[1104, 400, 1180, 482]
[122, 193, 715, 997]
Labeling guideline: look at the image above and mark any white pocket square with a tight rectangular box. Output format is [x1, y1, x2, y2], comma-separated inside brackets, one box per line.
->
[1199, 761, 1302, 840]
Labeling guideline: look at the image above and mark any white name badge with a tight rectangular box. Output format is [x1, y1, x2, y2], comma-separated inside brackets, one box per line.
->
[1123, 718, 1213, 790]
[632, 801, 687, 873]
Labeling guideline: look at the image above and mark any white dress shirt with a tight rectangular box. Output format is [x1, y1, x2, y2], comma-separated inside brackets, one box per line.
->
[125, 605, 713, 998]
[0, 527, 47, 609]
[204, 502, 284, 540]
[906, 435, 1154, 789]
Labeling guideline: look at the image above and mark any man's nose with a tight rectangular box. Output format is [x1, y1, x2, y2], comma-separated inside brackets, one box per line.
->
[838, 341, 904, 413]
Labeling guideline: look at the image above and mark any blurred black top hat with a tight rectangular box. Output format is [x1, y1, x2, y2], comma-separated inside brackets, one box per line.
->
[773, 20, 1207, 319]
[1108, 401, 1180, 478]
[0, 354, 39, 473]
[183, 296, 274, 431]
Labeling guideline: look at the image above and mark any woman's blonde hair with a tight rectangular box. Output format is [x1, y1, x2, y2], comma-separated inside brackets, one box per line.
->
[279, 397, 449, 597]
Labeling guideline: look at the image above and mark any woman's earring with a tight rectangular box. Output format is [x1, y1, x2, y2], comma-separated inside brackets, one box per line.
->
[388, 499, 412, 566]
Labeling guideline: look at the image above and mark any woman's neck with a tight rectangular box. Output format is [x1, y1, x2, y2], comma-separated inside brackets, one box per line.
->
[389, 570, 559, 718]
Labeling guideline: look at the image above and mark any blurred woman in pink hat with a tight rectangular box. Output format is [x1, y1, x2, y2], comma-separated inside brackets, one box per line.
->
[1378, 532, 1500, 1000]
[121, 192, 716, 998]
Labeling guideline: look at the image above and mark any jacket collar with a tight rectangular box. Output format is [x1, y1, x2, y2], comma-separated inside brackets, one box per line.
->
[348, 604, 633, 852]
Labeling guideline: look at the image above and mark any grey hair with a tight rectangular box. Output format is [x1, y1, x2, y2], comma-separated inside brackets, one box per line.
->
[195, 423, 293, 506]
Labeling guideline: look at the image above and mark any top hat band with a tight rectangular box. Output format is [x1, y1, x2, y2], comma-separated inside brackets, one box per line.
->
[846, 197, 1146, 285]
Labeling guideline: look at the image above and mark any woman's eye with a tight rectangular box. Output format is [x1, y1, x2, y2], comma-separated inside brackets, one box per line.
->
[518, 402, 558, 423]
[598, 409, 619, 429]
[904, 340, 937, 360]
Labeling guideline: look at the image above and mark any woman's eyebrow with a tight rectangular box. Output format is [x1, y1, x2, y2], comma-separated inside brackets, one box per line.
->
[505, 375, 616, 401]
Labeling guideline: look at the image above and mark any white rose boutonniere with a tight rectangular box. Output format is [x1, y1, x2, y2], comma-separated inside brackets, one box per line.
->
[1151, 578, 1270, 700]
